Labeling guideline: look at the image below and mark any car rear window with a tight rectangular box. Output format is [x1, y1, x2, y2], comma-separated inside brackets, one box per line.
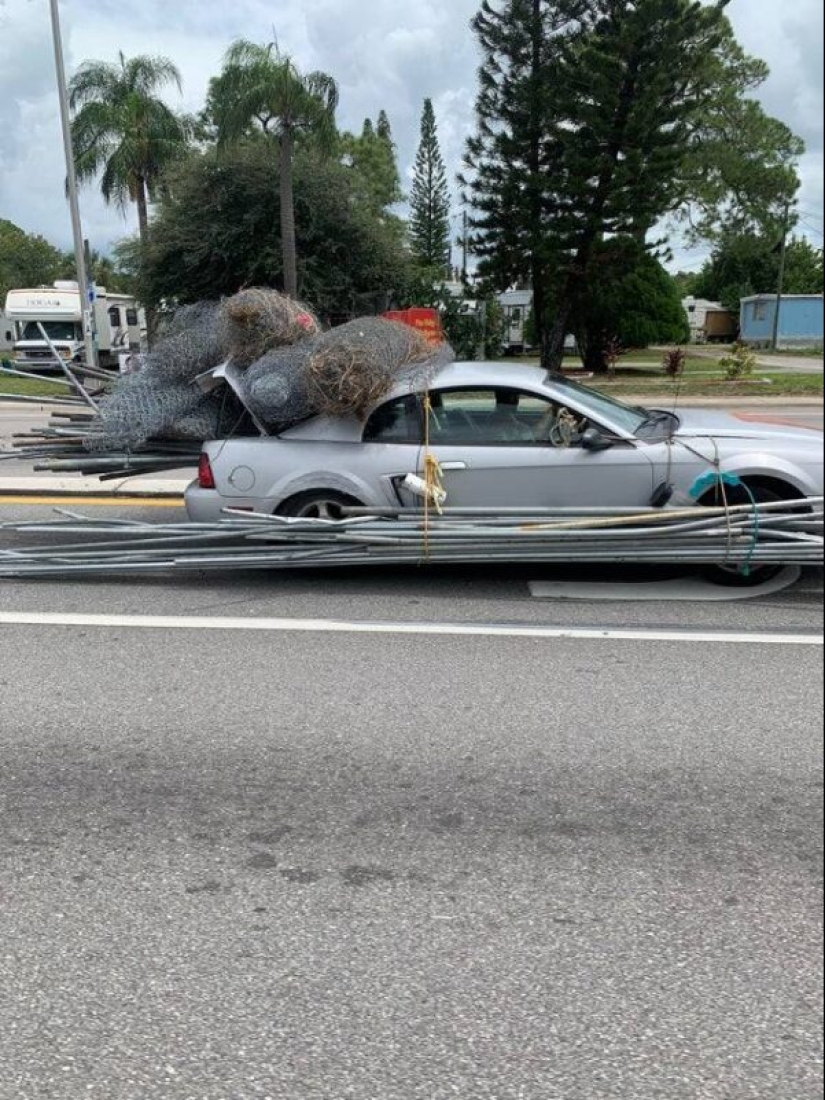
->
[363, 395, 422, 444]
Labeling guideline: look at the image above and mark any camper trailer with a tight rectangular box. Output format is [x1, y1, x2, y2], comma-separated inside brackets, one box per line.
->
[497, 289, 576, 356]
[3, 281, 144, 370]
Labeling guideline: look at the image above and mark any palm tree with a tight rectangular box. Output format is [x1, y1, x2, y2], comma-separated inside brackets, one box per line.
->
[211, 41, 338, 296]
[69, 53, 191, 245]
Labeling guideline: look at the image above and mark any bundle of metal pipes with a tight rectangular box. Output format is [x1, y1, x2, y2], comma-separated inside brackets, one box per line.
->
[1, 498, 821, 578]
[0, 368, 201, 479]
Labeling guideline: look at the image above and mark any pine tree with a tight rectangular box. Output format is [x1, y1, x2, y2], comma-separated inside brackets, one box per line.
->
[341, 113, 403, 211]
[463, 0, 793, 371]
[376, 110, 392, 143]
[462, 0, 580, 364]
[409, 99, 451, 272]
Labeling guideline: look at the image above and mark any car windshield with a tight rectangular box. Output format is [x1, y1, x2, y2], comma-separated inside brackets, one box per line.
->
[20, 321, 79, 342]
[545, 374, 650, 434]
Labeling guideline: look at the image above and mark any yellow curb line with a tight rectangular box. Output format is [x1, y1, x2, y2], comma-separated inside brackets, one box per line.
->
[0, 495, 184, 507]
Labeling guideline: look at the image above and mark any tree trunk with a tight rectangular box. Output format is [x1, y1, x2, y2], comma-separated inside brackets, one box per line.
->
[546, 54, 642, 373]
[279, 132, 298, 297]
[543, 298, 573, 373]
[582, 331, 608, 373]
[135, 178, 150, 246]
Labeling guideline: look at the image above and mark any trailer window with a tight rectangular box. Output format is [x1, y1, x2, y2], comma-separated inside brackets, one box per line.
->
[108, 306, 122, 328]
[125, 308, 139, 326]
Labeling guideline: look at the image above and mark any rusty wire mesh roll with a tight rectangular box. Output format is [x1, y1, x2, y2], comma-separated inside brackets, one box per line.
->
[304, 318, 433, 418]
[219, 288, 320, 368]
[243, 343, 317, 430]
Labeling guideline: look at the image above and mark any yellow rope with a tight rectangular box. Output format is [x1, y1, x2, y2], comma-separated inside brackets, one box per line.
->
[422, 394, 445, 559]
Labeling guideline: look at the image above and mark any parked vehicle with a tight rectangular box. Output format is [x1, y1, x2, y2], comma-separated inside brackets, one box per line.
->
[3, 281, 144, 371]
[186, 361, 822, 581]
[703, 308, 737, 343]
[0, 310, 15, 358]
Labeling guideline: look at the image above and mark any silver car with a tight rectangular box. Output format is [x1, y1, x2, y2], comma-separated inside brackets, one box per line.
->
[186, 360, 823, 529]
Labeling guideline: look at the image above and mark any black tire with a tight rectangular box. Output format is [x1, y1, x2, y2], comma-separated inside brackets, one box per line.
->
[701, 484, 785, 587]
[276, 489, 363, 521]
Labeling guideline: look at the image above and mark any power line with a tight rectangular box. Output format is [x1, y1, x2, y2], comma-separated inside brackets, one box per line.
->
[797, 219, 824, 241]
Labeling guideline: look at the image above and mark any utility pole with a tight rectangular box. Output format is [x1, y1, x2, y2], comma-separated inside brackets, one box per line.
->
[48, 0, 97, 370]
[770, 200, 790, 352]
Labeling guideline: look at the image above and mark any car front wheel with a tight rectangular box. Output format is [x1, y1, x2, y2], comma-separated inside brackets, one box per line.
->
[700, 484, 786, 587]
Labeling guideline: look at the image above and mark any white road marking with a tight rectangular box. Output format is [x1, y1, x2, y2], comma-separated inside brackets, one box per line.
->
[0, 610, 820, 647]
[529, 566, 802, 602]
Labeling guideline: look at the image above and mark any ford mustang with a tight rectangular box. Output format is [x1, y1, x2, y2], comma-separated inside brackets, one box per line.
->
[185, 361, 823, 581]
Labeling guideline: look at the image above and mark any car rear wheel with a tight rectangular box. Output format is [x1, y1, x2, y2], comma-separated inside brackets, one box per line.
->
[700, 484, 785, 587]
[277, 490, 363, 521]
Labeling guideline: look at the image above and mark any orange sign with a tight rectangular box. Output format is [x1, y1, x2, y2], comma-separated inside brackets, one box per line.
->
[383, 307, 444, 346]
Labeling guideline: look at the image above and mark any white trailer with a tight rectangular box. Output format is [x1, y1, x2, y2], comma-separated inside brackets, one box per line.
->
[3, 281, 145, 371]
[497, 289, 576, 355]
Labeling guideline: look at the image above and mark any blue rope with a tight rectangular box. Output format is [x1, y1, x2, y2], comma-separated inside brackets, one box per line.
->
[690, 470, 759, 576]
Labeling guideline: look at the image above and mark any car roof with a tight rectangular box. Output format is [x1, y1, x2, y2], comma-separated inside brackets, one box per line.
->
[390, 359, 549, 398]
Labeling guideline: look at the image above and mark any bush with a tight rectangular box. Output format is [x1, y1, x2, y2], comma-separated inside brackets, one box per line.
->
[719, 342, 757, 380]
[662, 347, 687, 378]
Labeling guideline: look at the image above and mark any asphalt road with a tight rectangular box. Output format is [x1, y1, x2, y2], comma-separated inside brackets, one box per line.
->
[1, 496, 823, 1100]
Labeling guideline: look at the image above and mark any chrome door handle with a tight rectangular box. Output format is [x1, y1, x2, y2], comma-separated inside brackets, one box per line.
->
[440, 461, 467, 471]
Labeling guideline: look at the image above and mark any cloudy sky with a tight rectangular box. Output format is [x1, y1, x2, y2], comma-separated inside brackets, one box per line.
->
[1, 0, 822, 273]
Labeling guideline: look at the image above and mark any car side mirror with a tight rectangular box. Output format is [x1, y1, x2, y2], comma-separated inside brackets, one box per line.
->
[581, 427, 615, 452]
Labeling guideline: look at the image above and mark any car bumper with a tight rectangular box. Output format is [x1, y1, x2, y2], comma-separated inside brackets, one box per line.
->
[183, 483, 267, 522]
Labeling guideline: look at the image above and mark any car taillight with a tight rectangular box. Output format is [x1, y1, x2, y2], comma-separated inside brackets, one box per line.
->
[198, 452, 216, 490]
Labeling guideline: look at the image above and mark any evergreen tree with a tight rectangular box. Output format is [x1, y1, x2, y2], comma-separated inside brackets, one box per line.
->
[376, 110, 392, 142]
[341, 113, 403, 211]
[463, 0, 801, 372]
[693, 231, 824, 311]
[409, 99, 451, 272]
[569, 238, 689, 366]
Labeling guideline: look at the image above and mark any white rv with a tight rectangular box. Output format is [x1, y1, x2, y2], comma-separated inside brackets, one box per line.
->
[3, 281, 144, 371]
[0, 311, 15, 357]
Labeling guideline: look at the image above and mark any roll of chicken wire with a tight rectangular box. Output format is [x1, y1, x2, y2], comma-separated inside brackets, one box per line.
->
[87, 376, 206, 451]
[304, 318, 433, 418]
[219, 288, 320, 368]
[242, 343, 317, 430]
[141, 301, 227, 384]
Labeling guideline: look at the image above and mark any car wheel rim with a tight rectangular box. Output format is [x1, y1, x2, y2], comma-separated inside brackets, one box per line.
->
[297, 499, 345, 520]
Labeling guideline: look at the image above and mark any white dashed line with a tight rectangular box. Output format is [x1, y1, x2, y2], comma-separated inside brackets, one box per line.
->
[0, 611, 821, 647]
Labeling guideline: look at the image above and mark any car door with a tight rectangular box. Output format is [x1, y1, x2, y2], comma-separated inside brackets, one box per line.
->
[420, 387, 656, 508]
[360, 393, 426, 507]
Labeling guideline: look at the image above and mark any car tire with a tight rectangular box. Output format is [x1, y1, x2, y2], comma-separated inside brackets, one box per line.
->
[277, 490, 364, 521]
[700, 483, 785, 587]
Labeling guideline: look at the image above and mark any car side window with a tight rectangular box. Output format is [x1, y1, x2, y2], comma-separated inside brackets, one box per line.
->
[363, 395, 422, 444]
[426, 389, 587, 447]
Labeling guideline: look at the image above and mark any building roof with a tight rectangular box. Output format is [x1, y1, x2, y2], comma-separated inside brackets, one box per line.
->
[740, 293, 824, 303]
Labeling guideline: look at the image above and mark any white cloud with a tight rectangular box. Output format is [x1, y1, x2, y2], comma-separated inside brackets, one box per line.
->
[0, 0, 821, 271]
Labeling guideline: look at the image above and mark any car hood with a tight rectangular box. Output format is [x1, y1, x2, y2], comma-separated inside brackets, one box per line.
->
[670, 407, 823, 444]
